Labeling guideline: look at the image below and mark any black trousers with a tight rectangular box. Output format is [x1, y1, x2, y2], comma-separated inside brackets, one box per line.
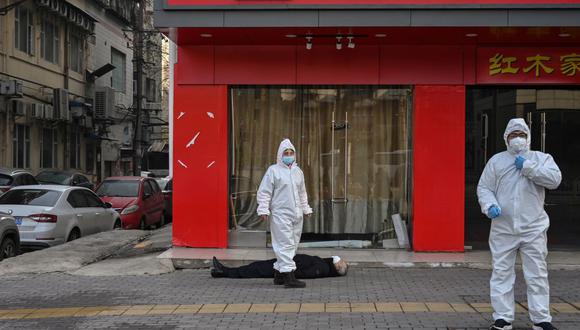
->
[223, 254, 338, 279]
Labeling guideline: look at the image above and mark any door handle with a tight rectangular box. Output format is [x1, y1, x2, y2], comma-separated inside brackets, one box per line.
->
[95, 213, 101, 215]
[332, 198, 348, 204]
[77, 214, 83, 217]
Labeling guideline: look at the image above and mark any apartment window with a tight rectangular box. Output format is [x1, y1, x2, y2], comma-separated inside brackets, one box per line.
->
[40, 18, 59, 64]
[69, 30, 84, 73]
[69, 128, 81, 169]
[146, 78, 156, 102]
[14, 6, 34, 55]
[41, 128, 58, 168]
[111, 48, 126, 92]
[12, 125, 30, 168]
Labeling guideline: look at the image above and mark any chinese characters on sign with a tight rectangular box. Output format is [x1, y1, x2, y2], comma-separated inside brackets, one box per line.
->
[478, 48, 580, 84]
[489, 53, 579, 77]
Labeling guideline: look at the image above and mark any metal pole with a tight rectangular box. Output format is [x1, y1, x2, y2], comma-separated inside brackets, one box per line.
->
[132, 0, 144, 176]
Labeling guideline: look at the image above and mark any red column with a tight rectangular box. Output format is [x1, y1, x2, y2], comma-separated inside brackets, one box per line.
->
[412, 85, 465, 252]
[173, 84, 228, 248]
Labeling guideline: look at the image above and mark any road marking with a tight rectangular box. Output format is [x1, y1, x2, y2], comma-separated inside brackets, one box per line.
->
[0, 301, 577, 320]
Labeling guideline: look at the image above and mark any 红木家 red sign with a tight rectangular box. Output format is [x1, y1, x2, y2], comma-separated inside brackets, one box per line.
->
[477, 48, 580, 84]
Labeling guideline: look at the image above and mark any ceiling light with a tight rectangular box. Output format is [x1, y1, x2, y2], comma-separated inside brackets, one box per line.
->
[336, 36, 343, 50]
[465, 33, 478, 37]
[559, 33, 571, 38]
[285, 34, 297, 38]
[347, 36, 355, 49]
[306, 36, 313, 50]
[200, 33, 213, 38]
[374, 33, 387, 38]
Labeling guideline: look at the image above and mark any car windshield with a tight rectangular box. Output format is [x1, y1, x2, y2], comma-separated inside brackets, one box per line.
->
[0, 189, 61, 206]
[0, 174, 13, 186]
[36, 172, 70, 185]
[96, 180, 139, 197]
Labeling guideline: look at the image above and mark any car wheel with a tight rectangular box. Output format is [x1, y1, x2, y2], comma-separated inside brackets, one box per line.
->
[140, 217, 148, 230]
[113, 219, 122, 230]
[67, 228, 81, 242]
[0, 237, 17, 261]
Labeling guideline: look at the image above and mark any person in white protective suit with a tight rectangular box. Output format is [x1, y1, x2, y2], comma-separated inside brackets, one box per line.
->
[477, 118, 562, 330]
[257, 139, 313, 288]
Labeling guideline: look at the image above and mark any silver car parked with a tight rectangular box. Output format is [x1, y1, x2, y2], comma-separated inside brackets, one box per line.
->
[0, 185, 122, 250]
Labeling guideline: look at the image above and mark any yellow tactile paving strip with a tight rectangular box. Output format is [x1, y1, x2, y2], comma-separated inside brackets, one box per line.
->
[0, 302, 577, 320]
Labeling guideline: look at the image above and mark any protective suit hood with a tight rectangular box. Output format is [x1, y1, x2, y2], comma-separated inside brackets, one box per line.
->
[277, 139, 297, 167]
[503, 118, 531, 155]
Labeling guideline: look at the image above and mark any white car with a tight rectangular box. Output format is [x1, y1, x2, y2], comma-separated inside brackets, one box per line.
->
[0, 185, 122, 249]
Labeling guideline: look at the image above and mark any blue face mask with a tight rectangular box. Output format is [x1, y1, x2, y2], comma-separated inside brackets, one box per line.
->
[282, 155, 295, 166]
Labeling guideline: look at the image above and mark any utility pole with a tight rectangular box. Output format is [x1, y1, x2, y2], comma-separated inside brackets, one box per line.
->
[132, 0, 144, 176]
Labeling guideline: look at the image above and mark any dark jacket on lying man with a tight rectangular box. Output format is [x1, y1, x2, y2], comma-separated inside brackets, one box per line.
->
[211, 254, 348, 279]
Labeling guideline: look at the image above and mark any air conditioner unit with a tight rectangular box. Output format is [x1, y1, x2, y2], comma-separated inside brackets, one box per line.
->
[32, 103, 44, 119]
[44, 105, 54, 120]
[0, 80, 23, 97]
[94, 86, 114, 120]
[70, 100, 84, 118]
[12, 100, 25, 116]
[53, 88, 70, 121]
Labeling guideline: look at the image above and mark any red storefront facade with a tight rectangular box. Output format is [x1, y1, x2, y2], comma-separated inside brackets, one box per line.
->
[156, 1, 580, 252]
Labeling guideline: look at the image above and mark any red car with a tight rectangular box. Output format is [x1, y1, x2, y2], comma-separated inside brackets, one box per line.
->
[96, 177, 165, 230]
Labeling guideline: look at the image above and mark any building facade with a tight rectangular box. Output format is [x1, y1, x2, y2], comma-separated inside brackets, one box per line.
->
[0, 0, 166, 182]
[0, 0, 98, 178]
[155, 0, 580, 251]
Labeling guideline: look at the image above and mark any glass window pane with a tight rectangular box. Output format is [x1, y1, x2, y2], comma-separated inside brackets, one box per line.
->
[111, 48, 126, 92]
[230, 86, 412, 247]
[0, 189, 61, 207]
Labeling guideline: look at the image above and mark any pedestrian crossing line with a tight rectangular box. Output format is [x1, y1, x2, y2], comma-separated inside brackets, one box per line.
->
[0, 302, 578, 320]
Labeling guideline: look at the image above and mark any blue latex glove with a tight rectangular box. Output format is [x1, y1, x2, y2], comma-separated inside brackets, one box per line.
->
[487, 205, 501, 219]
[515, 156, 526, 170]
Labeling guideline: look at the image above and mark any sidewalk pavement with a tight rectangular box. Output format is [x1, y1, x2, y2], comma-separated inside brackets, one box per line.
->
[160, 246, 580, 270]
[0, 229, 150, 276]
[1, 266, 579, 329]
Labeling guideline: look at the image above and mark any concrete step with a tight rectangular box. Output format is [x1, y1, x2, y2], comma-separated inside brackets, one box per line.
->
[158, 247, 580, 270]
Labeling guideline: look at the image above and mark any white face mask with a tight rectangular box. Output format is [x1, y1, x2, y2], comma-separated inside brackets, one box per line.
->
[509, 136, 528, 153]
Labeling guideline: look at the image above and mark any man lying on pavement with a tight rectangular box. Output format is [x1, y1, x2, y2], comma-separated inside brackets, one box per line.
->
[210, 254, 348, 284]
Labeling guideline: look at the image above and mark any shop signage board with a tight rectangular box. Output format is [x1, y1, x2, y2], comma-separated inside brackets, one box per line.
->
[477, 48, 580, 84]
[167, 0, 580, 6]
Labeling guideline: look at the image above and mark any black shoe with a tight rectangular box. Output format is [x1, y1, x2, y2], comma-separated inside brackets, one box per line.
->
[283, 271, 306, 289]
[273, 270, 284, 285]
[213, 257, 226, 271]
[533, 322, 558, 330]
[211, 256, 226, 278]
[490, 319, 513, 330]
[210, 268, 226, 278]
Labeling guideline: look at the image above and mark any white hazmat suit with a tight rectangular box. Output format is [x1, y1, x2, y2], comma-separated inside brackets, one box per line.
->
[477, 118, 562, 324]
[257, 139, 313, 273]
